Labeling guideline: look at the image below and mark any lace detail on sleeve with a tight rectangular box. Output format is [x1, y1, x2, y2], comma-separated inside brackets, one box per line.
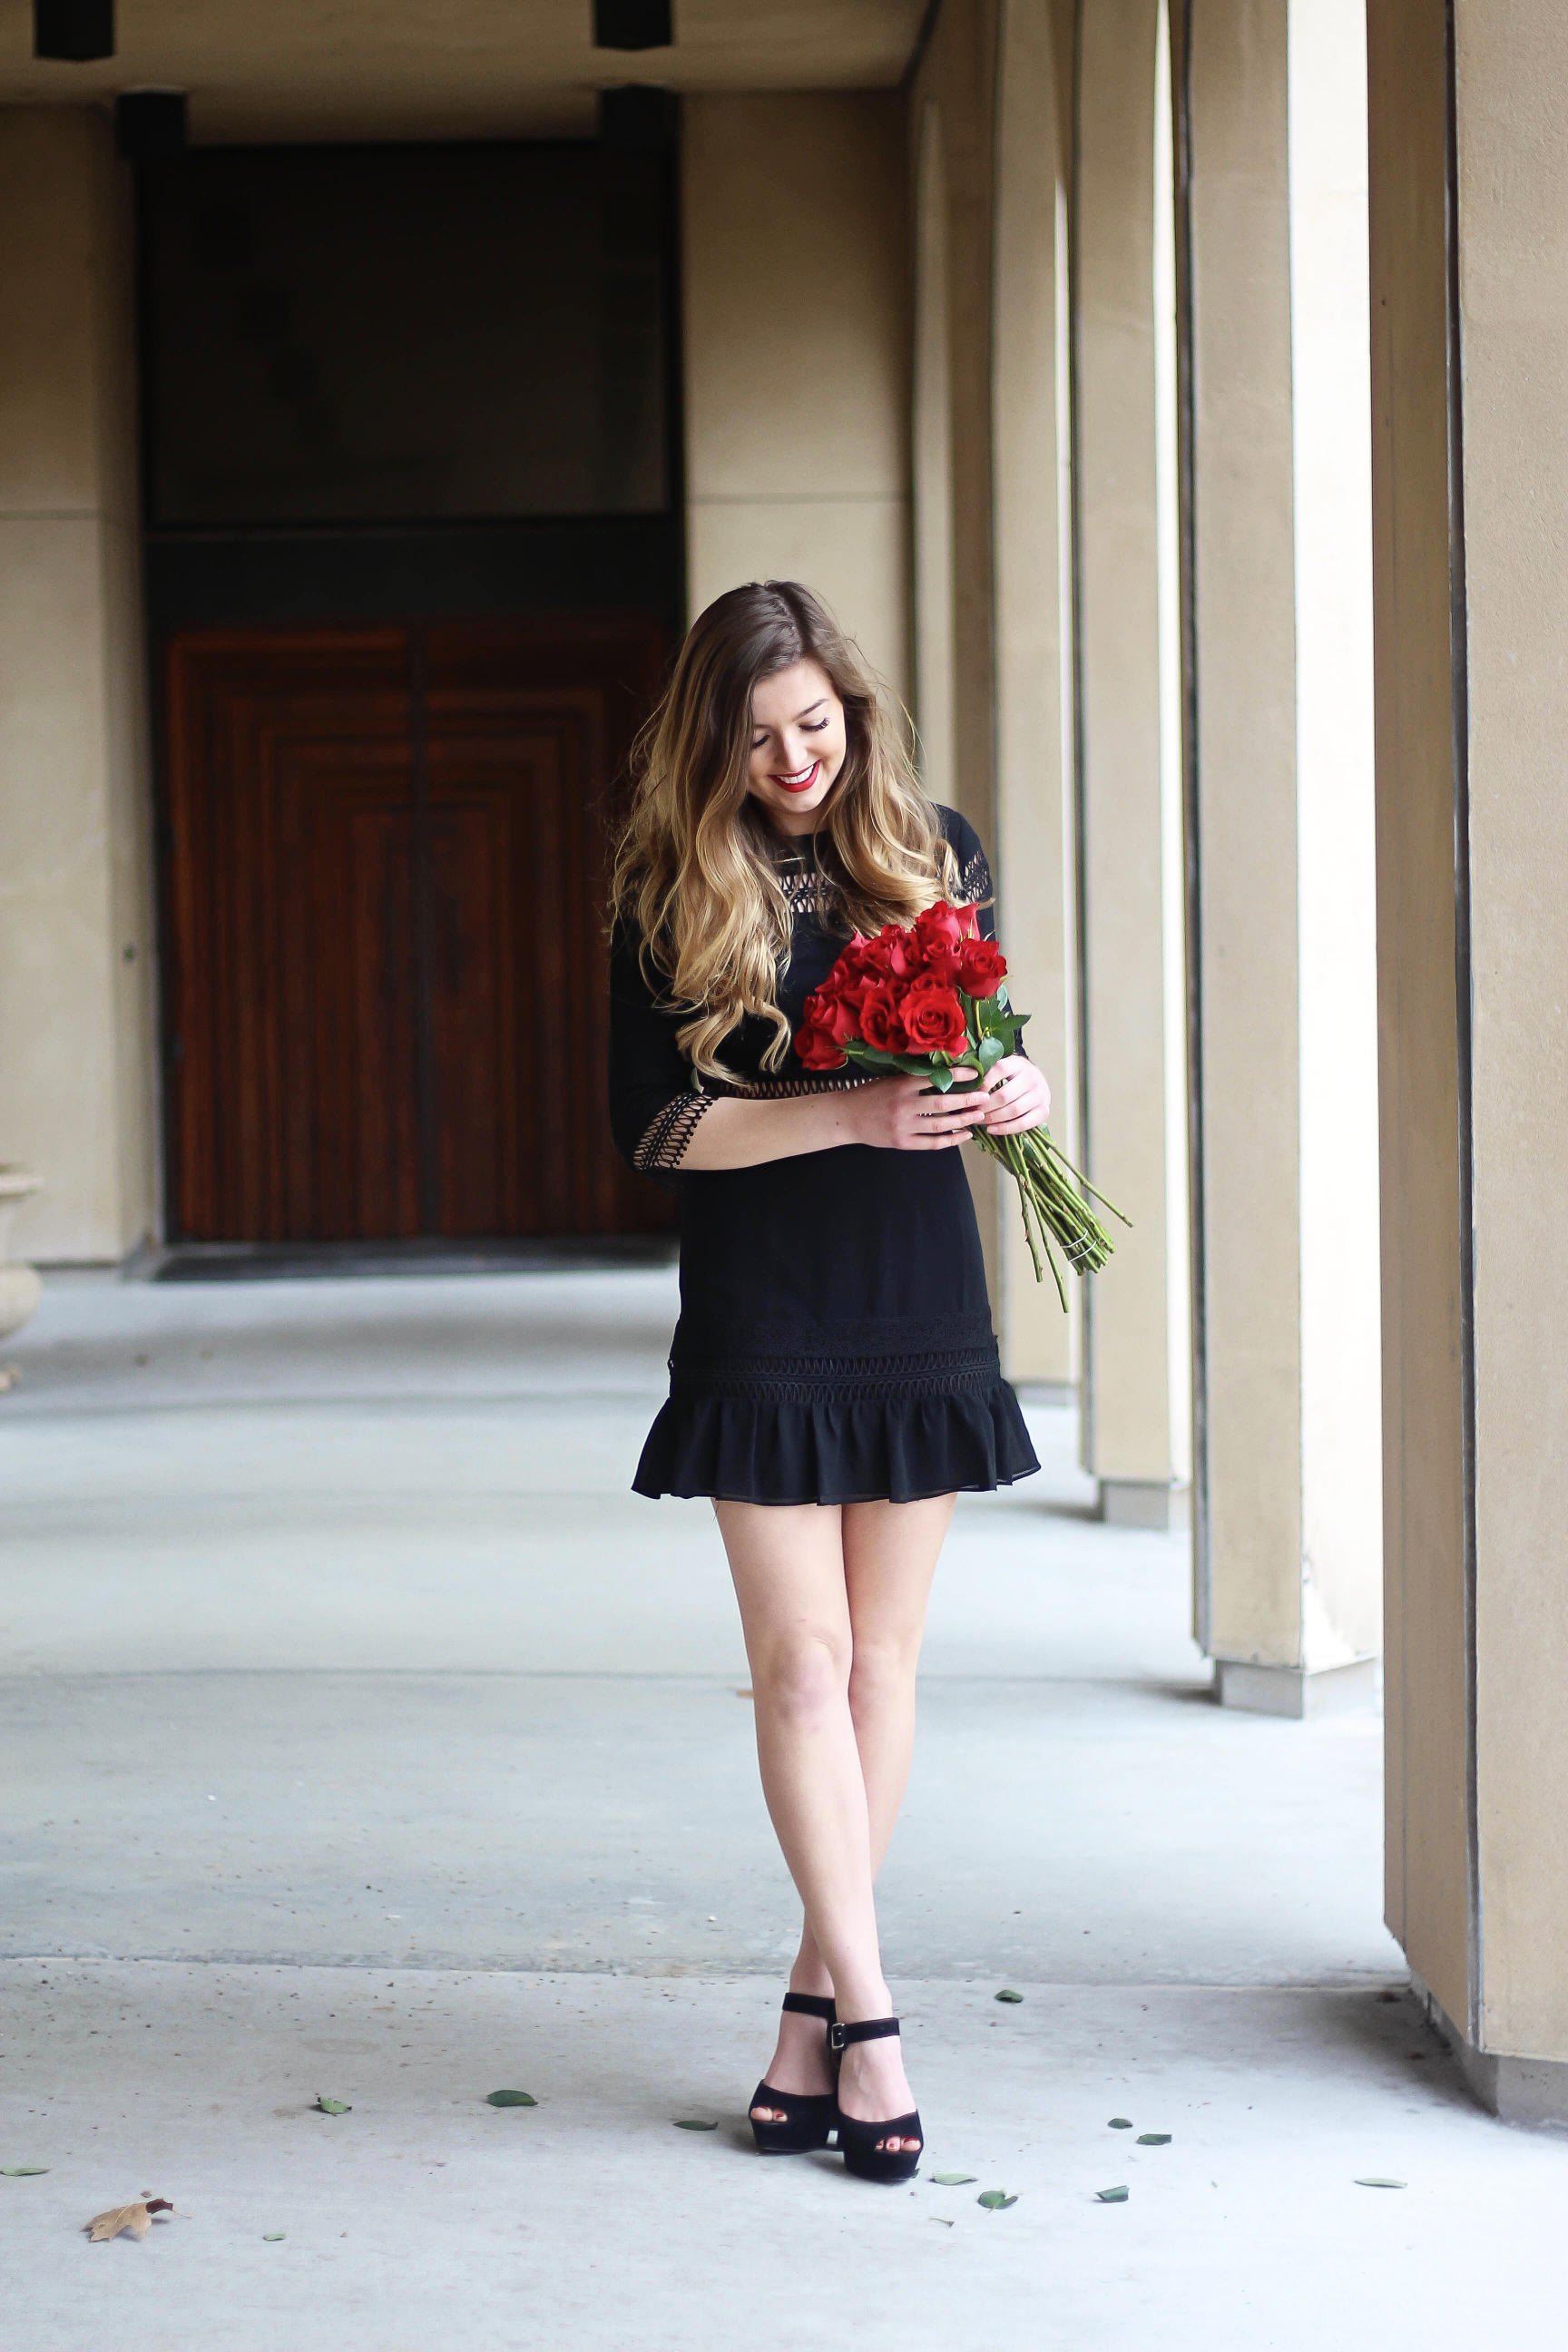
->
[956, 843, 994, 909]
[632, 1089, 717, 1173]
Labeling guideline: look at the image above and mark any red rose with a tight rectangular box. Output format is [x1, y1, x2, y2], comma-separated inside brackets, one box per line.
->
[886, 926, 926, 981]
[803, 986, 859, 1044]
[915, 932, 961, 985]
[831, 957, 882, 1012]
[955, 936, 1007, 998]
[899, 978, 969, 1054]
[859, 981, 908, 1054]
[915, 902, 965, 955]
[796, 1020, 848, 1071]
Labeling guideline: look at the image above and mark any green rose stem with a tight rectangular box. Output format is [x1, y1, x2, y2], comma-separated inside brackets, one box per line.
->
[975, 1126, 1128, 1308]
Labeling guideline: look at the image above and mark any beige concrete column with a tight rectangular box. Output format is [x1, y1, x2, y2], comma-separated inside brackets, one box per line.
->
[912, 99, 956, 809]
[1185, 0, 1382, 1711]
[991, 0, 1078, 1387]
[1074, 0, 1191, 1524]
[1369, 0, 1568, 2122]
[0, 109, 157, 1262]
[908, 0, 1006, 1308]
[681, 92, 911, 698]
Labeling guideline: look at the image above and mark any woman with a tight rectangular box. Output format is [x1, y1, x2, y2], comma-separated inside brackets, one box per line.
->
[608, 581, 1048, 2183]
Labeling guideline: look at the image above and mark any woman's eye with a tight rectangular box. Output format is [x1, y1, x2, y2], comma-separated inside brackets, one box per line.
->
[803, 719, 829, 735]
[750, 737, 768, 751]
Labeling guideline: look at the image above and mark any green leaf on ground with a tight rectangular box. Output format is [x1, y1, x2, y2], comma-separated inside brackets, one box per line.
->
[930, 2172, 977, 2186]
[1355, 2176, 1406, 2189]
[1096, 2185, 1130, 2203]
[1136, 2133, 1171, 2146]
[977, 2190, 1018, 2211]
[262, 2231, 286, 2241]
[2, 2165, 49, 2176]
[313, 2097, 351, 2115]
[672, 2119, 718, 2131]
[485, 2090, 538, 2108]
[994, 1988, 1024, 2004]
[1108, 2118, 1132, 2130]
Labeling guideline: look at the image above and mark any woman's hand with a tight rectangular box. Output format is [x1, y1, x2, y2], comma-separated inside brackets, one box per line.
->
[978, 1055, 1050, 1137]
[851, 1072, 993, 1152]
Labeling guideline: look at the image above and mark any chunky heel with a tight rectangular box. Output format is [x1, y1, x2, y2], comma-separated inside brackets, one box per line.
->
[829, 2016, 923, 2184]
[749, 1993, 839, 2155]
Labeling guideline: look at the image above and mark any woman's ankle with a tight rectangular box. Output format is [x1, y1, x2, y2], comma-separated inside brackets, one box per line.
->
[831, 1978, 893, 2024]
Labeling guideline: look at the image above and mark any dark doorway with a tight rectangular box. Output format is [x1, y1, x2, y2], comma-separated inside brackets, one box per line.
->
[139, 138, 682, 1245]
[163, 619, 669, 1243]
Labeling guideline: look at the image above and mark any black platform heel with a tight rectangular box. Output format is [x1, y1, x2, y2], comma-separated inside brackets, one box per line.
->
[749, 1992, 839, 2155]
[829, 2016, 923, 2184]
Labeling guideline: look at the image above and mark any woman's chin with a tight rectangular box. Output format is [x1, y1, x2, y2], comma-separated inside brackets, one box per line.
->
[759, 782, 834, 828]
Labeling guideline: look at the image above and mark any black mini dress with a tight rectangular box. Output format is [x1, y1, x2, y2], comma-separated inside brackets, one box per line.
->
[608, 803, 1040, 1506]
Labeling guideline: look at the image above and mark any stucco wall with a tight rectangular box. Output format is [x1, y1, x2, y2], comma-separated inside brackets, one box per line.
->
[681, 91, 911, 700]
[991, 0, 1080, 1387]
[0, 109, 157, 1262]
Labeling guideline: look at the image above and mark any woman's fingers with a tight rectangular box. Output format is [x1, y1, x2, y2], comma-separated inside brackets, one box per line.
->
[981, 1055, 1050, 1132]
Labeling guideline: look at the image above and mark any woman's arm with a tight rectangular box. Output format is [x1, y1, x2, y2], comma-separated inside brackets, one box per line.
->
[676, 1073, 990, 1170]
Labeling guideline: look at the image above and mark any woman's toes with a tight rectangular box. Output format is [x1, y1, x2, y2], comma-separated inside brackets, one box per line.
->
[752, 2104, 785, 2124]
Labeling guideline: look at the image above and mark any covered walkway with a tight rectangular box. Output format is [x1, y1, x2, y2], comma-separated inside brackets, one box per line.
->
[1, 1270, 1555, 2347]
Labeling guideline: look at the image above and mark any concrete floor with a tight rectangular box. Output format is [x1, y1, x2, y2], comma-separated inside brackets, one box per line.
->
[1, 1269, 1562, 2348]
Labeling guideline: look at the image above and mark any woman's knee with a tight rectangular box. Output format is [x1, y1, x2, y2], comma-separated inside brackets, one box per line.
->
[847, 1632, 922, 1715]
[753, 1629, 850, 1725]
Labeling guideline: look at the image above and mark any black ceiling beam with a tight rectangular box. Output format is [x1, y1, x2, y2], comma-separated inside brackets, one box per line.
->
[593, 0, 672, 52]
[597, 85, 678, 153]
[115, 91, 189, 161]
[34, 0, 113, 62]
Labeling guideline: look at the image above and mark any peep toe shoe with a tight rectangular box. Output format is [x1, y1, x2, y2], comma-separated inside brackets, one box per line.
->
[830, 2015, 924, 2184]
[749, 1992, 839, 2155]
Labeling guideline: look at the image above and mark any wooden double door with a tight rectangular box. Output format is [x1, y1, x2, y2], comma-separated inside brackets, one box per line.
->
[163, 619, 670, 1242]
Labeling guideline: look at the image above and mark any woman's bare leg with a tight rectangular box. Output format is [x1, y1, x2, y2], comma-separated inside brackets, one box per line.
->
[790, 1494, 953, 2143]
[717, 1493, 955, 2148]
[715, 1497, 877, 2122]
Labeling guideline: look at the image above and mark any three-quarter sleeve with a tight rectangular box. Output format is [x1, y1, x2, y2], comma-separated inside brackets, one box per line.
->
[608, 917, 718, 1178]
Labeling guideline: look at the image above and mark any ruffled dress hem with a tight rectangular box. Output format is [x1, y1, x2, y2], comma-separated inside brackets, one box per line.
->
[632, 1384, 1039, 1507]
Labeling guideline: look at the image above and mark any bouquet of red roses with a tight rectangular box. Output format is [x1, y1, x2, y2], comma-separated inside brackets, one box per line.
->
[796, 901, 1125, 1305]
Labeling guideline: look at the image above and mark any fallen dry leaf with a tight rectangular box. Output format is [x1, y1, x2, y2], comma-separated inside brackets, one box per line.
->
[84, 2199, 173, 2242]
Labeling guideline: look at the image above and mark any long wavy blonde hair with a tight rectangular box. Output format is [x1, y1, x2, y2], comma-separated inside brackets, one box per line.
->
[612, 581, 957, 1079]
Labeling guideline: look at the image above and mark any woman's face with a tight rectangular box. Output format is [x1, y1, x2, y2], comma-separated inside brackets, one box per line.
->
[744, 659, 847, 837]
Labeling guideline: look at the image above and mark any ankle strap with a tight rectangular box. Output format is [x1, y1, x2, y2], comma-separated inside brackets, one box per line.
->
[828, 2014, 899, 2052]
[781, 1992, 837, 2023]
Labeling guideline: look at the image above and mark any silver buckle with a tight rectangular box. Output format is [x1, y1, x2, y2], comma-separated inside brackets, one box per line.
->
[827, 2021, 847, 2053]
